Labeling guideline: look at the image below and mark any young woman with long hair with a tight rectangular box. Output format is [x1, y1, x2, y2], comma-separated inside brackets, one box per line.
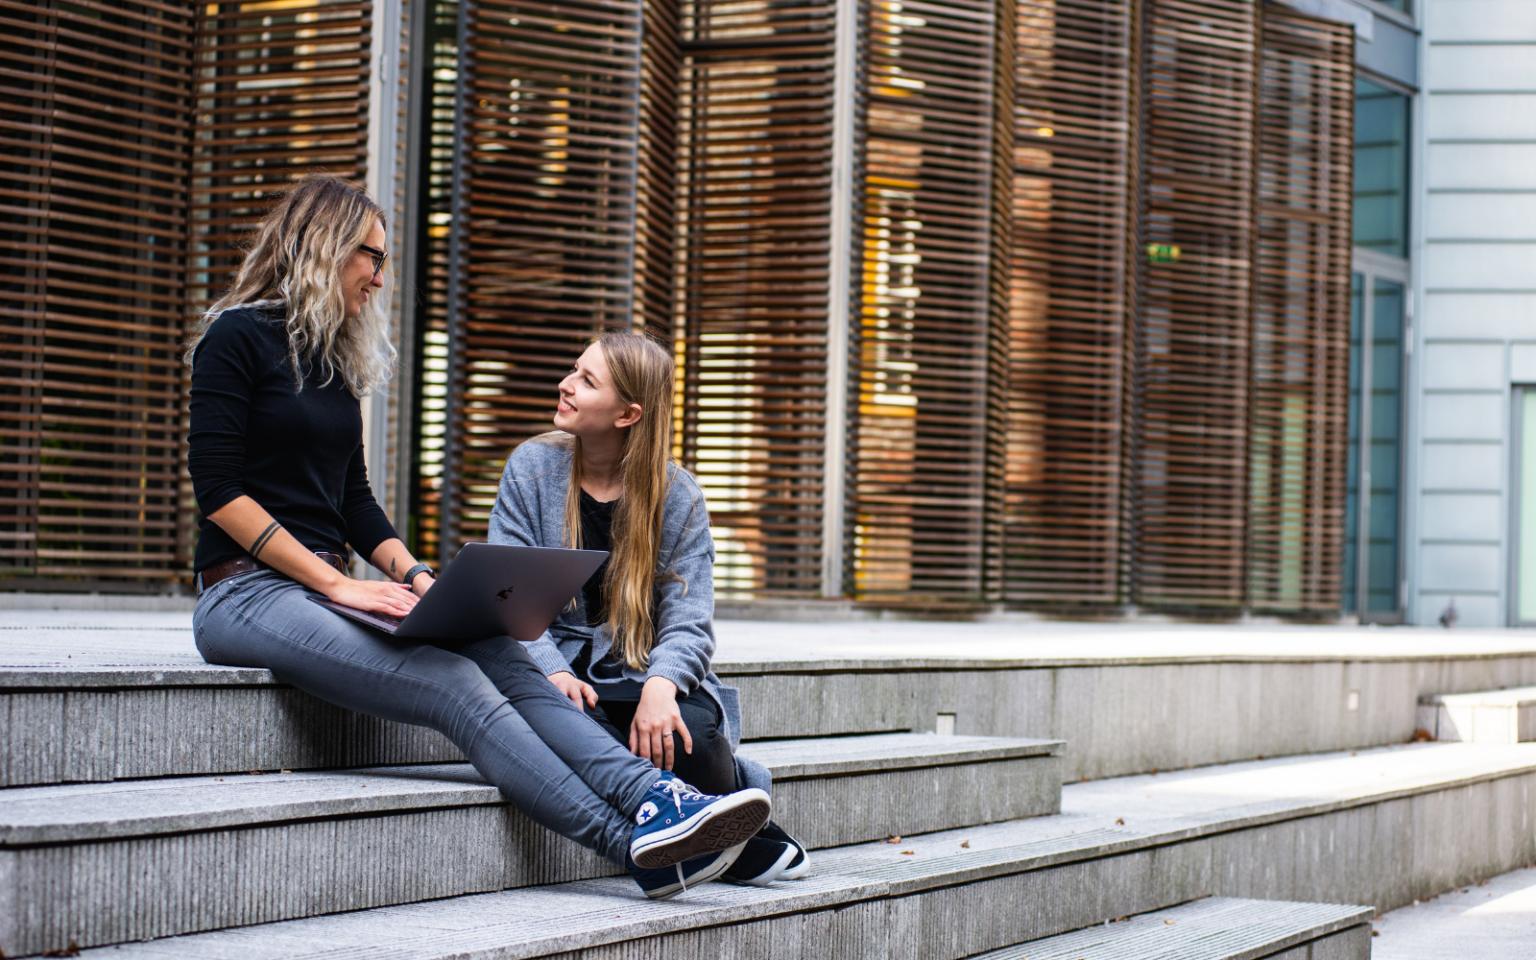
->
[488, 332, 810, 887]
[186, 176, 769, 901]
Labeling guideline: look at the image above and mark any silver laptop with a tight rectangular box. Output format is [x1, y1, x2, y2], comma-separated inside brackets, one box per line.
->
[310, 542, 607, 643]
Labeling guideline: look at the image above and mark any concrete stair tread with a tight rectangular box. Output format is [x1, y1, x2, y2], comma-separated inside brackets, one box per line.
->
[0, 733, 1059, 844]
[737, 732, 1061, 776]
[1421, 686, 1536, 706]
[13, 615, 1536, 689]
[975, 897, 1372, 960]
[65, 744, 1535, 960]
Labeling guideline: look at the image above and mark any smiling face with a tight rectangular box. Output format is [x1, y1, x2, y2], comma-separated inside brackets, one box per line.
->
[342, 218, 386, 320]
[554, 342, 642, 441]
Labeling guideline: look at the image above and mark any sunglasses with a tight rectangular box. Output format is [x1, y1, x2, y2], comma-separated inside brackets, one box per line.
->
[359, 243, 388, 278]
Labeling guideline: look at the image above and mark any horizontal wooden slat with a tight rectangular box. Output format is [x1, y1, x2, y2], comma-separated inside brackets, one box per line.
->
[1246, 3, 1352, 613]
[1, 0, 195, 579]
[674, 0, 837, 597]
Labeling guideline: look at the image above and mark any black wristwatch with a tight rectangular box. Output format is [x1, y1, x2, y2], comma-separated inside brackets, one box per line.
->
[403, 562, 435, 587]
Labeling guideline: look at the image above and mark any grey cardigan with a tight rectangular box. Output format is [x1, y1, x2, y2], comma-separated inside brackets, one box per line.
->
[486, 436, 770, 793]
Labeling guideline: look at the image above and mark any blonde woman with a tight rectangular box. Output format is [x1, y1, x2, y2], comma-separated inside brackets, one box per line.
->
[488, 332, 810, 887]
[187, 177, 769, 902]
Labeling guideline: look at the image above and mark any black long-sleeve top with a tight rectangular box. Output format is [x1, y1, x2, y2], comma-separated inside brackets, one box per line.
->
[187, 304, 398, 574]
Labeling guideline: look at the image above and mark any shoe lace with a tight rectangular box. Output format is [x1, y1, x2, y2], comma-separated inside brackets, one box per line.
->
[659, 777, 705, 816]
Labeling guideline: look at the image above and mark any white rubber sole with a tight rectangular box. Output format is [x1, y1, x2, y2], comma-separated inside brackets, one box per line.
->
[721, 840, 800, 887]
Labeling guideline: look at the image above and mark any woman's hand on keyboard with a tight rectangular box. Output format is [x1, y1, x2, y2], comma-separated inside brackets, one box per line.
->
[327, 578, 419, 618]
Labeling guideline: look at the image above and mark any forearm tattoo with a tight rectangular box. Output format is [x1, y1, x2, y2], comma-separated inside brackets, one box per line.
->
[249, 521, 282, 559]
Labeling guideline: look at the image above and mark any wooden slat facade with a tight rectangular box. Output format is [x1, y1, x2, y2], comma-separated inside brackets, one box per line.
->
[187, 0, 372, 315]
[1129, 0, 1258, 608]
[673, 0, 838, 597]
[4, 0, 1358, 612]
[1246, 4, 1352, 612]
[1004, 0, 1134, 604]
[447, 0, 648, 549]
[849, 0, 1013, 599]
[0, 0, 195, 579]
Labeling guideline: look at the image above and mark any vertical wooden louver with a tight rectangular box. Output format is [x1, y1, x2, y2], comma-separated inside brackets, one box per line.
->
[0, 0, 195, 579]
[674, 0, 838, 596]
[1247, 4, 1352, 612]
[410, 0, 461, 564]
[449, 0, 647, 549]
[1130, 0, 1257, 608]
[849, 0, 1011, 599]
[187, 0, 372, 316]
[1004, 0, 1133, 604]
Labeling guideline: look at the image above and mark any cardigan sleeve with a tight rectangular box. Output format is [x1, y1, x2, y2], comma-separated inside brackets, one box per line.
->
[489, 443, 578, 675]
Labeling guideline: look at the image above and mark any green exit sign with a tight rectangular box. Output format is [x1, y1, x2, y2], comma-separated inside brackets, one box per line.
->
[1146, 243, 1181, 264]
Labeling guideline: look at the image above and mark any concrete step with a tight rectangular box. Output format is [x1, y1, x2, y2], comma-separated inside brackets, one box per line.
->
[12, 612, 1536, 785]
[976, 897, 1373, 960]
[0, 733, 1061, 956]
[46, 743, 1536, 960]
[1419, 686, 1536, 743]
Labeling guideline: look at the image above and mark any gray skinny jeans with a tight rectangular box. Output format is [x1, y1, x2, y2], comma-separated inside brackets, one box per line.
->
[192, 569, 658, 863]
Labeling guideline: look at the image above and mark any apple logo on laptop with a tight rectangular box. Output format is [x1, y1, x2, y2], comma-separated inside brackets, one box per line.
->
[496, 584, 514, 601]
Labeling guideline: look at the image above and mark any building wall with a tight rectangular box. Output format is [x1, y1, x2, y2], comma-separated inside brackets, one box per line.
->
[1412, 0, 1536, 626]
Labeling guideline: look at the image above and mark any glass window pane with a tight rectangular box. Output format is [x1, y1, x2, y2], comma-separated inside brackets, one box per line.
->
[1519, 391, 1536, 623]
[1342, 272, 1363, 613]
[1354, 79, 1410, 257]
[1366, 278, 1403, 613]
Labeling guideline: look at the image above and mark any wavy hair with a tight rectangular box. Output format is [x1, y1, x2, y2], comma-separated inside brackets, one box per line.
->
[184, 175, 395, 396]
[541, 332, 678, 670]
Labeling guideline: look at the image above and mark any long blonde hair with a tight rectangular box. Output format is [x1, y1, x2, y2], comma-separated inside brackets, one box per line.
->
[184, 175, 395, 396]
[562, 332, 677, 669]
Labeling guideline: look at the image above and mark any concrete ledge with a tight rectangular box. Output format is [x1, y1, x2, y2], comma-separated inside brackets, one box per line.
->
[1419, 686, 1536, 743]
[974, 897, 1373, 960]
[0, 734, 1063, 954]
[13, 617, 1536, 786]
[0, 735, 1060, 845]
[64, 743, 1536, 960]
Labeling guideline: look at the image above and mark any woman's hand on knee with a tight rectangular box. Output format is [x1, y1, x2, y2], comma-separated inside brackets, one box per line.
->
[630, 677, 692, 771]
[326, 578, 418, 619]
[546, 671, 598, 711]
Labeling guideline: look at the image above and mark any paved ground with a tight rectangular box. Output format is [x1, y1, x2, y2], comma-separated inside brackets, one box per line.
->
[7, 608, 1536, 674]
[1372, 864, 1536, 959]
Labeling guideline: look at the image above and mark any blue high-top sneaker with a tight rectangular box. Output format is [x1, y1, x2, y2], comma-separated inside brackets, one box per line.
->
[627, 842, 745, 900]
[627, 772, 770, 869]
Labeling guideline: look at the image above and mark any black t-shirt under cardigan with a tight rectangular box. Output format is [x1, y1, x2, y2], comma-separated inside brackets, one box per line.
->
[187, 304, 398, 574]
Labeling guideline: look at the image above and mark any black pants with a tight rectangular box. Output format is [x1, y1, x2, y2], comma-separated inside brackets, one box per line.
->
[587, 689, 738, 795]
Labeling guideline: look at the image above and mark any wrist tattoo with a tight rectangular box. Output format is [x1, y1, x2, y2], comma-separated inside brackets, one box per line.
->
[249, 521, 282, 559]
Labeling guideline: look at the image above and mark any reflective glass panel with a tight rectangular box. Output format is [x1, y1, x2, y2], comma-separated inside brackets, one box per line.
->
[1354, 79, 1410, 257]
[1519, 391, 1536, 623]
[1366, 279, 1403, 613]
[1342, 273, 1363, 613]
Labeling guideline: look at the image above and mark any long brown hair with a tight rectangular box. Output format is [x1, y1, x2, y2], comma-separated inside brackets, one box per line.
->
[562, 332, 677, 669]
[184, 175, 394, 396]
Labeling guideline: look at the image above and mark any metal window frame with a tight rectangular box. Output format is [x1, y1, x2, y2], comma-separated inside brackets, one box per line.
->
[1508, 386, 1536, 627]
[1349, 246, 1410, 623]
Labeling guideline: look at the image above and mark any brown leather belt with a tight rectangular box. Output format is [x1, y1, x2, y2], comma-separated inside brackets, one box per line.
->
[197, 552, 348, 595]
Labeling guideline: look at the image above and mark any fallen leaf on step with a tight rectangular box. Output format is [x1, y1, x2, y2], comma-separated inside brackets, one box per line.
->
[249, 770, 261, 776]
[900, 850, 914, 855]
[1164, 920, 1175, 925]
[886, 835, 902, 844]
[959, 841, 970, 848]
[281, 769, 292, 774]
[1115, 818, 1124, 825]
[1372, 931, 1381, 937]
